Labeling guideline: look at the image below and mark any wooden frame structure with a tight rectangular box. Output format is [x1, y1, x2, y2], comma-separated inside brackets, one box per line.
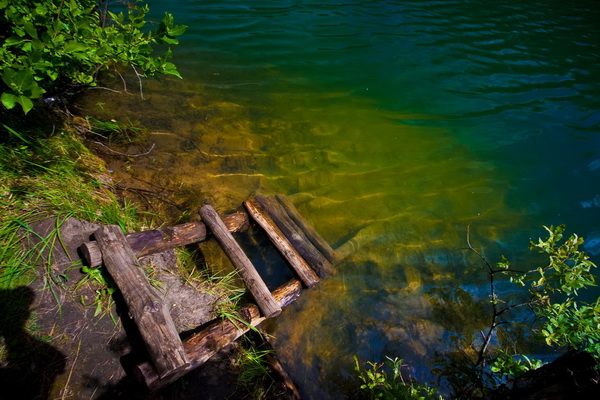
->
[81, 195, 337, 390]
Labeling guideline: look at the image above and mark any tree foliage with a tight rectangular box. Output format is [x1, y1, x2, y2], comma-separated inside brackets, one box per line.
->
[0, 0, 186, 114]
[516, 225, 599, 357]
[355, 225, 599, 399]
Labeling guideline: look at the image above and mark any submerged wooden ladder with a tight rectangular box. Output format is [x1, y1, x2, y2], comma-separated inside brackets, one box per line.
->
[80, 194, 337, 390]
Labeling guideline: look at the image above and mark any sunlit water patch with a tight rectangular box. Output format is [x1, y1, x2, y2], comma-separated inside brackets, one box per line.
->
[78, 0, 600, 397]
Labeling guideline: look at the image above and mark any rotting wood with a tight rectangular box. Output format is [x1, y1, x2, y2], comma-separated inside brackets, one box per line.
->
[81, 211, 248, 267]
[275, 194, 338, 264]
[200, 204, 282, 318]
[136, 278, 304, 391]
[93, 225, 189, 378]
[254, 195, 334, 278]
[245, 199, 319, 288]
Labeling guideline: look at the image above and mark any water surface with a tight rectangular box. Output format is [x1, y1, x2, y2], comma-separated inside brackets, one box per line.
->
[81, 0, 600, 397]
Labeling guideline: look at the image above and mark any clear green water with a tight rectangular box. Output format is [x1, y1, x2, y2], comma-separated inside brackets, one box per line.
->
[85, 0, 600, 397]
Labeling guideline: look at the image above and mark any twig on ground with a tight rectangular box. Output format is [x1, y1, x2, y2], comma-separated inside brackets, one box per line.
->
[61, 339, 81, 400]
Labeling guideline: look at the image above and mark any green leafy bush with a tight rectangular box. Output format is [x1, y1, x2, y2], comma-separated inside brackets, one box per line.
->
[526, 225, 599, 355]
[354, 356, 443, 400]
[357, 225, 599, 399]
[0, 0, 186, 114]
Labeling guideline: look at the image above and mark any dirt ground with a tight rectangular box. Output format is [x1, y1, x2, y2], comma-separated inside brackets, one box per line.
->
[0, 216, 295, 400]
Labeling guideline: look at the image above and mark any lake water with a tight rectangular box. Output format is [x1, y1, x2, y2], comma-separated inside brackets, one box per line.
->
[81, 0, 600, 397]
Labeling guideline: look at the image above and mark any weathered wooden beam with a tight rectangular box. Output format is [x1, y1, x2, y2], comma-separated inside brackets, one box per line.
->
[136, 278, 304, 391]
[254, 195, 334, 278]
[93, 225, 189, 378]
[245, 199, 319, 288]
[81, 211, 248, 267]
[275, 194, 338, 264]
[200, 204, 282, 318]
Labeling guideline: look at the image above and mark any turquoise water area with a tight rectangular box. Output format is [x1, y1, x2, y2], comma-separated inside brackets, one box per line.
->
[98, 1, 600, 397]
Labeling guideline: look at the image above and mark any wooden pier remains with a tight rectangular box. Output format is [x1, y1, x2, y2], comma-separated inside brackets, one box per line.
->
[80, 195, 337, 391]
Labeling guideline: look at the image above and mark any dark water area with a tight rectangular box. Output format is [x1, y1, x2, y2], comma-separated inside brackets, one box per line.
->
[85, 0, 600, 397]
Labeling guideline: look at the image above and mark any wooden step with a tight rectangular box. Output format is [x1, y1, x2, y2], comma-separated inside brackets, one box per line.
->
[200, 204, 282, 318]
[136, 278, 304, 390]
[93, 225, 189, 378]
[81, 211, 248, 267]
[244, 199, 319, 288]
[254, 195, 335, 278]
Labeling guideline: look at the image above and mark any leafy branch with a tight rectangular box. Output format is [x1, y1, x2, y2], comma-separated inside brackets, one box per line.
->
[463, 224, 599, 384]
[0, 0, 186, 114]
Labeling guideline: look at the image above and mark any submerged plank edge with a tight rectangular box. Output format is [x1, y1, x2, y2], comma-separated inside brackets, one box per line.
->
[275, 194, 338, 264]
[245, 199, 319, 288]
[254, 195, 334, 278]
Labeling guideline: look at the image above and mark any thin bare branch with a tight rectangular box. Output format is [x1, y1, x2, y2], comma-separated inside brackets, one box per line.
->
[91, 140, 155, 157]
[87, 86, 126, 94]
[131, 65, 145, 100]
[115, 66, 128, 92]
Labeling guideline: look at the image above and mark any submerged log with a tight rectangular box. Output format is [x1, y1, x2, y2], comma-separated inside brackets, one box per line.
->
[94, 225, 189, 378]
[254, 195, 334, 278]
[200, 204, 281, 318]
[258, 327, 301, 400]
[245, 199, 319, 288]
[136, 278, 304, 391]
[275, 194, 338, 264]
[81, 211, 248, 267]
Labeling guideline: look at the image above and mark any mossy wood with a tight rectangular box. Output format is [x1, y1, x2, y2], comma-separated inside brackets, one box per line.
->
[136, 278, 304, 390]
[81, 211, 248, 267]
[254, 195, 334, 278]
[200, 204, 282, 318]
[244, 199, 319, 288]
[93, 225, 190, 378]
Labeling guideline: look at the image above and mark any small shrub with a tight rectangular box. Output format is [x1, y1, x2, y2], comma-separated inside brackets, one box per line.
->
[0, 0, 186, 114]
[354, 356, 443, 400]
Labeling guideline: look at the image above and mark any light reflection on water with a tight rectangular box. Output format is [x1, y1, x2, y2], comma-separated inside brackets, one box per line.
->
[79, 0, 599, 397]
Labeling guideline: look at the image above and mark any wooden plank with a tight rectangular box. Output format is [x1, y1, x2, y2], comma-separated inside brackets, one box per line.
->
[136, 278, 304, 390]
[93, 225, 189, 378]
[244, 199, 319, 288]
[200, 204, 281, 318]
[254, 195, 334, 278]
[81, 211, 248, 267]
[275, 194, 338, 264]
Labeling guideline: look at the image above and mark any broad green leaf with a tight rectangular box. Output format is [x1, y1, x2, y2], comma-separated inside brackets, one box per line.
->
[1, 92, 18, 109]
[12, 94, 34, 114]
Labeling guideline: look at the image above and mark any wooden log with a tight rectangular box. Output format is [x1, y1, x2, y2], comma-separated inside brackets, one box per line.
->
[93, 225, 189, 378]
[257, 327, 301, 400]
[136, 278, 304, 391]
[244, 199, 319, 288]
[254, 195, 334, 278]
[200, 204, 281, 318]
[81, 211, 248, 267]
[265, 349, 301, 400]
[275, 194, 338, 264]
